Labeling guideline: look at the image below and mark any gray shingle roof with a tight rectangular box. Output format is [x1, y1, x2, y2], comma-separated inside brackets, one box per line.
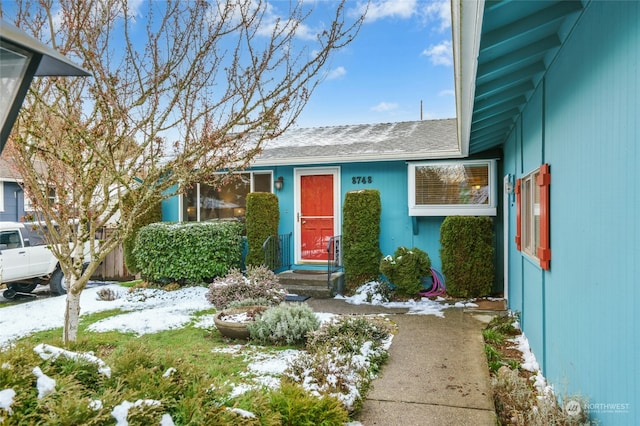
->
[252, 118, 460, 166]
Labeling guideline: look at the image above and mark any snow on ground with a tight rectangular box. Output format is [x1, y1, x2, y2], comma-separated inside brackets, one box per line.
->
[337, 280, 457, 317]
[0, 284, 211, 345]
[0, 281, 463, 346]
[0, 282, 526, 425]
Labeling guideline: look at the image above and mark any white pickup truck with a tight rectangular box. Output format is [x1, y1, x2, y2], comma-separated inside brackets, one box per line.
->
[0, 221, 89, 299]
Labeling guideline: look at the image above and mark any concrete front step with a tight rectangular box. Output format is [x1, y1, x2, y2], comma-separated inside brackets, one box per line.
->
[277, 270, 344, 299]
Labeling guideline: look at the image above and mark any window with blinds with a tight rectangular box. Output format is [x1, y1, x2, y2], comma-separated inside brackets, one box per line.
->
[408, 160, 496, 216]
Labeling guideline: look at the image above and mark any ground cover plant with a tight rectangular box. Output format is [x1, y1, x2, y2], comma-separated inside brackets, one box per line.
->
[482, 314, 593, 425]
[0, 284, 396, 424]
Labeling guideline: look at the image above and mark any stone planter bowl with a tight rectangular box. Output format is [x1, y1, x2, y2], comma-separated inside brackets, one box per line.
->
[213, 306, 268, 339]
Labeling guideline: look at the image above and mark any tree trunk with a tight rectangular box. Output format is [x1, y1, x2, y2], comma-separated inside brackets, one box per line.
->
[63, 278, 82, 344]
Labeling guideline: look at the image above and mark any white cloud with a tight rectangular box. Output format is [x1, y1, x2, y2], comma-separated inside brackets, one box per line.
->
[439, 89, 454, 97]
[371, 102, 399, 112]
[352, 0, 418, 23]
[421, 0, 451, 32]
[422, 40, 452, 66]
[326, 66, 347, 80]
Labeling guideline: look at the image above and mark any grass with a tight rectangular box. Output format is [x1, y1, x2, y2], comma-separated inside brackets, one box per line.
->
[0, 287, 393, 425]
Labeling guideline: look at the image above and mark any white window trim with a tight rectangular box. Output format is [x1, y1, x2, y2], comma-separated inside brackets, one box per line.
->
[521, 167, 540, 262]
[408, 159, 497, 216]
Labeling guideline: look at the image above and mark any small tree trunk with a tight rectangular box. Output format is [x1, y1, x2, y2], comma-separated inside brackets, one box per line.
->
[63, 276, 82, 345]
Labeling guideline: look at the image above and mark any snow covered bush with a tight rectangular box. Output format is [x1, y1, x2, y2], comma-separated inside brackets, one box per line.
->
[379, 246, 431, 296]
[206, 265, 286, 310]
[284, 315, 396, 412]
[248, 302, 319, 345]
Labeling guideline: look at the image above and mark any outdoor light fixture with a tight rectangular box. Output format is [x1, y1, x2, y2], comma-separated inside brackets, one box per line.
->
[0, 20, 90, 153]
[274, 176, 284, 191]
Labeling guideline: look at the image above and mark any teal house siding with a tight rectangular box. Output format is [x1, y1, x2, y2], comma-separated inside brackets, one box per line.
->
[494, 2, 639, 422]
[160, 119, 485, 283]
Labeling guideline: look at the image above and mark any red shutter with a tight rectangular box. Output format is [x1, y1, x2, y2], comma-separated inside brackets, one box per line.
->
[537, 163, 551, 270]
[515, 178, 521, 251]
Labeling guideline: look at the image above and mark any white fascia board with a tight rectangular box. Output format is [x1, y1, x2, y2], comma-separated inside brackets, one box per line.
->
[451, 0, 484, 158]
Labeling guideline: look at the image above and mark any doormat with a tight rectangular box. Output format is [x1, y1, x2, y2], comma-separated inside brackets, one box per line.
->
[285, 294, 310, 302]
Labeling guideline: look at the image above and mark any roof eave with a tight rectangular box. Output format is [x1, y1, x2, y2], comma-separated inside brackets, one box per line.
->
[251, 150, 465, 167]
[451, 0, 484, 158]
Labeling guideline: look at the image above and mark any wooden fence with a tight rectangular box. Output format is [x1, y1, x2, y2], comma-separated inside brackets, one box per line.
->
[91, 228, 136, 282]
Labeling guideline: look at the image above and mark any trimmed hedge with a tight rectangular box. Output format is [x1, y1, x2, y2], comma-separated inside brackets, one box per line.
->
[133, 221, 244, 285]
[245, 192, 280, 268]
[122, 192, 163, 275]
[440, 216, 494, 298]
[342, 189, 382, 291]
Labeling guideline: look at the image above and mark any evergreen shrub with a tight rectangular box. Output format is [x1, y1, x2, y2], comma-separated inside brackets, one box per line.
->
[440, 216, 494, 298]
[342, 189, 382, 292]
[379, 246, 431, 296]
[133, 221, 244, 285]
[122, 191, 163, 275]
[268, 382, 349, 425]
[245, 192, 280, 268]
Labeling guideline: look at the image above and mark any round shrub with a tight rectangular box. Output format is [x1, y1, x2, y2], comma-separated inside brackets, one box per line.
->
[247, 302, 320, 345]
[379, 246, 431, 296]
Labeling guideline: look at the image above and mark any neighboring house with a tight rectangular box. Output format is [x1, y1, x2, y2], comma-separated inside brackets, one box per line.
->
[453, 0, 638, 423]
[162, 118, 503, 288]
[0, 157, 28, 222]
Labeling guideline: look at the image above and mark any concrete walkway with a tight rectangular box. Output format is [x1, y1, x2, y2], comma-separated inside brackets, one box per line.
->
[305, 298, 497, 426]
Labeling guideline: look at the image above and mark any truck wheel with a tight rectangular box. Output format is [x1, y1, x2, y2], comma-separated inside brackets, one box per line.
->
[49, 268, 67, 296]
[9, 282, 38, 293]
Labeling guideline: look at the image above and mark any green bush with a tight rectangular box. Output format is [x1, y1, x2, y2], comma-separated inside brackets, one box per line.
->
[342, 189, 382, 292]
[248, 302, 320, 345]
[268, 382, 348, 425]
[379, 246, 431, 296]
[440, 216, 494, 298]
[122, 191, 163, 275]
[133, 221, 244, 285]
[245, 192, 280, 268]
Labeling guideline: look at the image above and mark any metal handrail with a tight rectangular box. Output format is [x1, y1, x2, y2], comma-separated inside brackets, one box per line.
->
[326, 235, 343, 288]
[262, 233, 292, 273]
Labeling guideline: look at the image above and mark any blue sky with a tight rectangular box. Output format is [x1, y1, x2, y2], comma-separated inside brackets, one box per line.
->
[3, 0, 454, 130]
[294, 0, 454, 128]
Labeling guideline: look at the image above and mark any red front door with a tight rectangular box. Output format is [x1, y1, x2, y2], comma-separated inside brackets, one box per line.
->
[300, 174, 334, 261]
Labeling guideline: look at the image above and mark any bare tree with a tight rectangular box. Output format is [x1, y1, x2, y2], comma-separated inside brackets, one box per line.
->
[2, 0, 364, 343]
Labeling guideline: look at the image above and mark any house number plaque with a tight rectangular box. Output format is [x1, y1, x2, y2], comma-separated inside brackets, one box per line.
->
[351, 176, 373, 184]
